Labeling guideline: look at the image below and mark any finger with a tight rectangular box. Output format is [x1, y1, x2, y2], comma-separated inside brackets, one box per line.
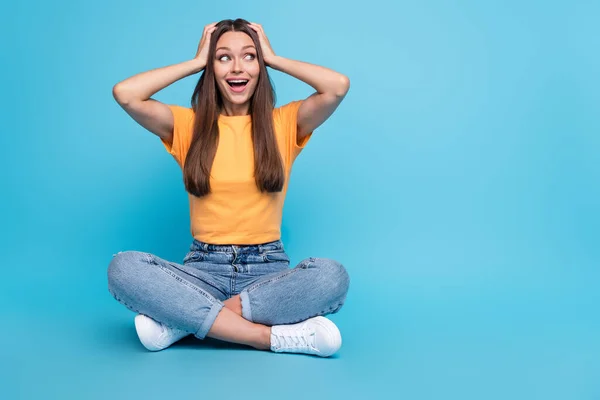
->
[203, 27, 217, 40]
[255, 25, 266, 35]
[250, 24, 265, 36]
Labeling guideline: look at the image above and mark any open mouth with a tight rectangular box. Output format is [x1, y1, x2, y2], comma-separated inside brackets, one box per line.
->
[226, 79, 249, 93]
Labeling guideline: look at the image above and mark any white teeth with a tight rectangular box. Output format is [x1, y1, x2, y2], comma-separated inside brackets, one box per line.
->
[228, 80, 248, 83]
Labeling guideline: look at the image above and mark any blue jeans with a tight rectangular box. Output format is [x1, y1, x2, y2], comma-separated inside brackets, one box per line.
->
[107, 239, 350, 339]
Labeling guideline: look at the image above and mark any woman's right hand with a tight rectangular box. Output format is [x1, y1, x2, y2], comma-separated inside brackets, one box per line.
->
[194, 23, 218, 70]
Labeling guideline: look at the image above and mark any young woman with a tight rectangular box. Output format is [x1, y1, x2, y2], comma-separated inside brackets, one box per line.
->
[108, 19, 350, 357]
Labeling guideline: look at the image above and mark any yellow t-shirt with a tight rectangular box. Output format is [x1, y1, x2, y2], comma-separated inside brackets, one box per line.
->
[161, 100, 312, 245]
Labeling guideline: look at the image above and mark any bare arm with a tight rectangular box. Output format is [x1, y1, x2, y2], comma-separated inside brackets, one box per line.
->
[112, 60, 204, 142]
[267, 56, 349, 141]
[112, 23, 217, 143]
[249, 23, 350, 143]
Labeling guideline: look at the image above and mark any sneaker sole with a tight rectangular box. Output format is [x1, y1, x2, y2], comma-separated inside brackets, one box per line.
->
[311, 316, 342, 357]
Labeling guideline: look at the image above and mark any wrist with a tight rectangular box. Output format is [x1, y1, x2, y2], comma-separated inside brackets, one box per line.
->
[267, 55, 284, 70]
[188, 58, 206, 74]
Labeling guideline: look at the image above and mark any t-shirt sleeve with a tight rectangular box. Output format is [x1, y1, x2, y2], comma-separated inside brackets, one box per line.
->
[277, 100, 313, 166]
[160, 105, 195, 167]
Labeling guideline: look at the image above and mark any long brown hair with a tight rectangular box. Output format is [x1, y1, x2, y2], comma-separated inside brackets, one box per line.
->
[183, 18, 283, 197]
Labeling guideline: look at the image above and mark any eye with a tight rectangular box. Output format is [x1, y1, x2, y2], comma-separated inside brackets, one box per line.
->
[217, 54, 230, 61]
[244, 53, 256, 60]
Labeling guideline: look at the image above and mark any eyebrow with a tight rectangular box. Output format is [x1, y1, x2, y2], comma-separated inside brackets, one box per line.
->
[216, 45, 256, 52]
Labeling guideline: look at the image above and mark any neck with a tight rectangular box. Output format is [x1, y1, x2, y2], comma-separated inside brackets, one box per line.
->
[221, 102, 250, 116]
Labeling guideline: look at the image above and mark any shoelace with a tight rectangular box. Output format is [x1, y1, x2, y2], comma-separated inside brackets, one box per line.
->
[273, 325, 316, 350]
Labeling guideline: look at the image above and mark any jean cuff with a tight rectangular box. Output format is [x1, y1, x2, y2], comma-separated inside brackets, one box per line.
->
[240, 290, 253, 322]
[195, 301, 224, 339]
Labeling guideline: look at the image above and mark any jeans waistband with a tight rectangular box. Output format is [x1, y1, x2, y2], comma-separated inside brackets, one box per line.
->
[190, 239, 284, 254]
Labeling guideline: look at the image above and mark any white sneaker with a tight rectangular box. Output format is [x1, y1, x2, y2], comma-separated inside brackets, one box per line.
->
[134, 314, 190, 351]
[270, 316, 342, 357]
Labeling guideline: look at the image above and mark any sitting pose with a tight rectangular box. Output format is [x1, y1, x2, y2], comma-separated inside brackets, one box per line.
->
[108, 18, 350, 357]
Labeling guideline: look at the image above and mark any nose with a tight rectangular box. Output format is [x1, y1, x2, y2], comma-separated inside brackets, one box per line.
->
[231, 57, 242, 73]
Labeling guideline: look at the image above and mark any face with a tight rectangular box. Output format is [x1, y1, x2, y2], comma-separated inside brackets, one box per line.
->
[213, 31, 260, 111]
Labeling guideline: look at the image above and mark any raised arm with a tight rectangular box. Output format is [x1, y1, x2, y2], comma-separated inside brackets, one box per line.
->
[249, 23, 350, 143]
[112, 23, 217, 144]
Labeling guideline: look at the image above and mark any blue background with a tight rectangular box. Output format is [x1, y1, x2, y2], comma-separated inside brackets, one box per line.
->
[3, 0, 599, 398]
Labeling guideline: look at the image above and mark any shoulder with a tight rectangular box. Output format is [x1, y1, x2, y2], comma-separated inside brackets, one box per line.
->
[273, 100, 303, 124]
[169, 105, 195, 124]
[274, 100, 303, 115]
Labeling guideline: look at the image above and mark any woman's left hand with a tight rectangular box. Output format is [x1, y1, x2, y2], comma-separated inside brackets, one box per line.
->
[249, 22, 276, 65]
